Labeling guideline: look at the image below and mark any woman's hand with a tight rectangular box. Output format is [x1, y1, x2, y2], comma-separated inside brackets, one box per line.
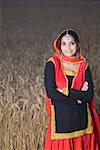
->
[77, 99, 82, 104]
[81, 81, 89, 91]
[77, 81, 89, 104]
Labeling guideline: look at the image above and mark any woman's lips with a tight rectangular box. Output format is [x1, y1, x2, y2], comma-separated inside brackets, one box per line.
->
[65, 50, 72, 53]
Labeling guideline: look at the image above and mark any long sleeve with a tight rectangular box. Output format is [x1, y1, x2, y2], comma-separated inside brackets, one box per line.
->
[69, 65, 94, 102]
[44, 61, 78, 104]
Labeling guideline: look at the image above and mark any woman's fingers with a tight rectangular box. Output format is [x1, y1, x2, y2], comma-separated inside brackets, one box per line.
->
[81, 81, 89, 91]
[85, 82, 88, 85]
[77, 100, 82, 104]
[84, 81, 88, 86]
[82, 87, 88, 91]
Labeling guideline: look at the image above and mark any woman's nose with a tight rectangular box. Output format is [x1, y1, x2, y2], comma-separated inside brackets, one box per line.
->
[66, 44, 70, 49]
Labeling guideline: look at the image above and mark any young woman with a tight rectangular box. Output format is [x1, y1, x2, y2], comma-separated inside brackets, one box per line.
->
[44, 29, 100, 150]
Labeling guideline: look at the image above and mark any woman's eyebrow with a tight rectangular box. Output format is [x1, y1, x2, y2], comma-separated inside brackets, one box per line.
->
[62, 40, 75, 42]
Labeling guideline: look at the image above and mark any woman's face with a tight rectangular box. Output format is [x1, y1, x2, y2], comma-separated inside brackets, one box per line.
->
[61, 35, 77, 57]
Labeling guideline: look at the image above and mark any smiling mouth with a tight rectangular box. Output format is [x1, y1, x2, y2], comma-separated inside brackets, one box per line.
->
[65, 50, 72, 53]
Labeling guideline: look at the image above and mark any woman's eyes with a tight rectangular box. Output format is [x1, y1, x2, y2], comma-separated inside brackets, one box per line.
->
[71, 42, 75, 45]
[62, 42, 66, 45]
[61, 42, 75, 45]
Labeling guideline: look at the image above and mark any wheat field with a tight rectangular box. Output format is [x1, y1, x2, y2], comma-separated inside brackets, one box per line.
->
[0, 2, 100, 150]
[0, 73, 49, 150]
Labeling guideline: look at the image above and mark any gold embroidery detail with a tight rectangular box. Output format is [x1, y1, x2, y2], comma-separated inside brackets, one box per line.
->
[63, 87, 69, 96]
[57, 87, 69, 96]
[51, 103, 93, 140]
[47, 57, 56, 66]
[64, 70, 76, 76]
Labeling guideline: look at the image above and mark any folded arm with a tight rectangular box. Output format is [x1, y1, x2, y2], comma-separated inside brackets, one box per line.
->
[44, 61, 78, 105]
[69, 65, 94, 102]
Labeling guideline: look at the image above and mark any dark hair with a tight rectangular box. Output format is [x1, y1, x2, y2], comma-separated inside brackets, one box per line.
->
[60, 29, 80, 44]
